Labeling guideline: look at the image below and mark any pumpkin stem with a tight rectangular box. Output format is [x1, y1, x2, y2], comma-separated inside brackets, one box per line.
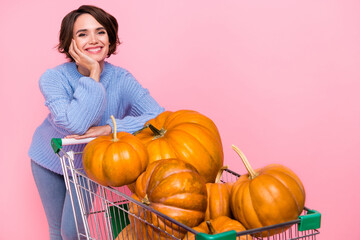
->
[132, 124, 166, 139]
[110, 115, 118, 142]
[133, 124, 150, 136]
[206, 221, 217, 235]
[215, 166, 228, 183]
[148, 124, 162, 136]
[232, 145, 258, 179]
[142, 194, 151, 205]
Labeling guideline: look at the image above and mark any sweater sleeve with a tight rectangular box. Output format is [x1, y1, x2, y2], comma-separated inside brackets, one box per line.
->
[106, 72, 164, 133]
[39, 69, 107, 135]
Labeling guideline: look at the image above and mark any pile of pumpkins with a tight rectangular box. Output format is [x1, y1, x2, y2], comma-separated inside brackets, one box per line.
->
[82, 110, 306, 240]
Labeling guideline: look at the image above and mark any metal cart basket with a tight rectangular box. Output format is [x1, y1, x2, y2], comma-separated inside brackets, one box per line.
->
[52, 138, 321, 240]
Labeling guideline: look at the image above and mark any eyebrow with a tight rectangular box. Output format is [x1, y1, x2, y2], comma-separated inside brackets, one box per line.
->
[75, 27, 106, 35]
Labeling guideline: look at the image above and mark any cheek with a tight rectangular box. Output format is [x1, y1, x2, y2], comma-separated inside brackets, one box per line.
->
[74, 39, 87, 51]
[101, 36, 110, 46]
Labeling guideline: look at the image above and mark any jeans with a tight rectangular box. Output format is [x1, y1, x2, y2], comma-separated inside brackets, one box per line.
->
[31, 160, 93, 240]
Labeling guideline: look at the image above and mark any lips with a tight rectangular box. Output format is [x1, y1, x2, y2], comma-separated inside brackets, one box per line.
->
[85, 46, 103, 53]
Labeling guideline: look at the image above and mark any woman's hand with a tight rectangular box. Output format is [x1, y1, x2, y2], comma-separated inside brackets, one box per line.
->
[68, 39, 101, 82]
[65, 125, 112, 139]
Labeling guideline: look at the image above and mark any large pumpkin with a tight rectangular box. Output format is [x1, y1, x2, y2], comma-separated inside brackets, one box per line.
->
[131, 158, 208, 239]
[82, 116, 148, 187]
[230, 145, 306, 236]
[134, 110, 224, 183]
[184, 216, 252, 240]
[205, 166, 233, 221]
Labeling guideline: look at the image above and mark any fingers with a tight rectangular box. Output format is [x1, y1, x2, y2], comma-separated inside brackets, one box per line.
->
[65, 133, 92, 139]
[64, 134, 80, 139]
[69, 39, 100, 78]
[72, 39, 81, 55]
[72, 135, 89, 139]
[68, 40, 80, 63]
[65, 126, 111, 140]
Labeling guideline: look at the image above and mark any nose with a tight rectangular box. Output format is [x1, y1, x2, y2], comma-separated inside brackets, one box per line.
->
[89, 33, 98, 44]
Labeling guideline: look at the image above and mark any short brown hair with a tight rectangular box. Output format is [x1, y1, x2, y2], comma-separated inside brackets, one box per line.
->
[57, 5, 120, 61]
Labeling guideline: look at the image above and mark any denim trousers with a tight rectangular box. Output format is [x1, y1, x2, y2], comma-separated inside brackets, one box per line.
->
[31, 160, 91, 240]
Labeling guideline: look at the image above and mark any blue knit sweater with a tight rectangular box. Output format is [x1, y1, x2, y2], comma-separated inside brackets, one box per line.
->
[29, 61, 164, 174]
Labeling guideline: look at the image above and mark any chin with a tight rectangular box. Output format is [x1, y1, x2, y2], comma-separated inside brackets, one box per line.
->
[88, 56, 106, 63]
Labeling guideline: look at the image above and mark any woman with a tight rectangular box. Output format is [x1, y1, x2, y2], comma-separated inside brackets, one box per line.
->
[28, 5, 164, 239]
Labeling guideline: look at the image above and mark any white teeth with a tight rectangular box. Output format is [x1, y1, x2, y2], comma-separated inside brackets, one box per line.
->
[87, 47, 101, 52]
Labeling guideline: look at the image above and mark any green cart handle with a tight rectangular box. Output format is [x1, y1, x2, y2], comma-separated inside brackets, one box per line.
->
[298, 209, 321, 231]
[196, 230, 237, 240]
[195, 208, 321, 239]
[51, 138, 95, 154]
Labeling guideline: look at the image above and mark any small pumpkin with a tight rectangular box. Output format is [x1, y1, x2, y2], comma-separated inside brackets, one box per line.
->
[82, 115, 148, 187]
[230, 145, 306, 237]
[205, 166, 233, 221]
[132, 158, 208, 239]
[134, 110, 224, 183]
[184, 216, 252, 240]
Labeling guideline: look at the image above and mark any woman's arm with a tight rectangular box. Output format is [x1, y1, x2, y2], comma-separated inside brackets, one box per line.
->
[105, 72, 165, 134]
[65, 125, 112, 139]
[40, 68, 107, 135]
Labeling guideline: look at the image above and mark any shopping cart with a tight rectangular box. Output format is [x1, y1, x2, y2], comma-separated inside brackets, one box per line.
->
[51, 138, 321, 240]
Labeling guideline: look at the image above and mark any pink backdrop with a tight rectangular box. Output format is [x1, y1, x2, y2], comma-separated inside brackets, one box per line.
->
[1, 0, 359, 239]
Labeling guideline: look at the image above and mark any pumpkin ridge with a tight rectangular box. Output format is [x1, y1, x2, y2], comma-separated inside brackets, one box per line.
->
[162, 110, 198, 128]
[102, 142, 117, 186]
[251, 174, 300, 224]
[248, 181, 269, 228]
[121, 139, 146, 173]
[148, 168, 202, 195]
[152, 168, 195, 181]
[155, 193, 207, 210]
[147, 168, 197, 197]
[150, 202, 204, 214]
[262, 171, 304, 213]
[271, 168, 306, 197]
[172, 122, 221, 145]
[167, 128, 217, 166]
[151, 202, 206, 217]
[234, 180, 253, 228]
[164, 139, 180, 160]
[209, 184, 224, 219]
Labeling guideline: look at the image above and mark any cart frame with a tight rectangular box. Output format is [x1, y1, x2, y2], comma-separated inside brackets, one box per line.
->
[51, 138, 321, 240]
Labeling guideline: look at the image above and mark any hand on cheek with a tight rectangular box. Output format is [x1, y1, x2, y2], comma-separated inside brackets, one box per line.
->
[69, 39, 101, 82]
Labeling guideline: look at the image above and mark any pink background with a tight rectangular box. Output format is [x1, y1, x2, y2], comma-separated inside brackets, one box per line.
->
[1, 0, 359, 239]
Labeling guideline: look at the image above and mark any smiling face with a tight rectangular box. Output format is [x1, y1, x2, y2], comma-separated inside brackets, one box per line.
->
[73, 13, 110, 64]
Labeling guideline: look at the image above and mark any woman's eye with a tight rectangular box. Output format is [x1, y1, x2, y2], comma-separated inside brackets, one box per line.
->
[78, 33, 86, 37]
[98, 31, 106, 35]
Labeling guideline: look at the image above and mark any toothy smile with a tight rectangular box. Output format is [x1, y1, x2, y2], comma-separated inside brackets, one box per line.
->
[86, 47, 102, 53]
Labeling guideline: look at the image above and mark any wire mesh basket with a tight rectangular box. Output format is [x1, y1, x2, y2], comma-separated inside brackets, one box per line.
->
[52, 138, 321, 240]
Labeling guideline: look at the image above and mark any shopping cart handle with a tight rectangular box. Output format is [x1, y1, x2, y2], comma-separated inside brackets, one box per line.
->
[196, 230, 237, 240]
[298, 209, 321, 231]
[51, 137, 95, 154]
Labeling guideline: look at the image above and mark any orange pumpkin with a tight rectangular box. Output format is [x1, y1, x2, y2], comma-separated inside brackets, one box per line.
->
[82, 116, 148, 187]
[185, 216, 252, 240]
[132, 158, 208, 239]
[134, 110, 224, 183]
[205, 166, 233, 220]
[230, 145, 306, 237]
